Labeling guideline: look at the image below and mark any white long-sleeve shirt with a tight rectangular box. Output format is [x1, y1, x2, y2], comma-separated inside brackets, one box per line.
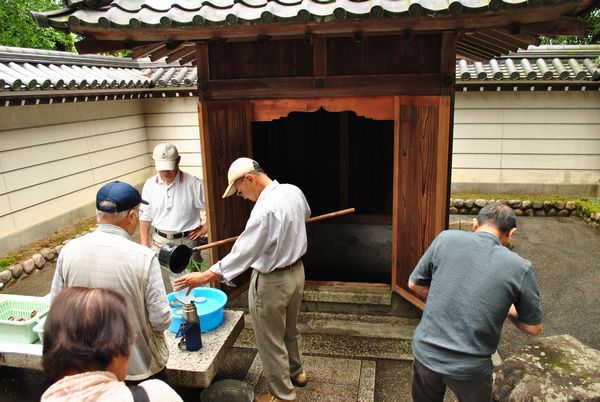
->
[210, 180, 311, 284]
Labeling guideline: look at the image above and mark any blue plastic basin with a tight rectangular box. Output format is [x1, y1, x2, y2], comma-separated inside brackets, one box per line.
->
[167, 287, 227, 334]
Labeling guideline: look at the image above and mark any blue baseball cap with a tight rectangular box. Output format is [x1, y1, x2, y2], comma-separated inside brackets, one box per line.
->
[96, 181, 148, 212]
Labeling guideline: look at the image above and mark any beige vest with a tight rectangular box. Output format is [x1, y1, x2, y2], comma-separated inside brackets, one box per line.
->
[60, 226, 169, 380]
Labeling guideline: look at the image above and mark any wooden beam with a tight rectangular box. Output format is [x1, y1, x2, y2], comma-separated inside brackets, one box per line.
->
[196, 42, 210, 81]
[313, 35, 327, 76]
[250, 96, 395, 121]
[179, 52, 197, 65]
[459, 33, 509, 56]
[440, 31, 457, 95]
[202, 74, 448, 100]
[132, 42, 165, 59]
[456, 41, 498, 60]
[479, 28, 534, 50]
[165, 43, 196, 64]
[521, 16, 586, 37]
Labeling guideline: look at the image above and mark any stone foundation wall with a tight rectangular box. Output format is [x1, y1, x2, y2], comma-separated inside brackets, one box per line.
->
[450, 198, 599, 230]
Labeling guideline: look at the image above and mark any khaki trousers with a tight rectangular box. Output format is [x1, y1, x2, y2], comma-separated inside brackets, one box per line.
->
[249, 261, 305, 401]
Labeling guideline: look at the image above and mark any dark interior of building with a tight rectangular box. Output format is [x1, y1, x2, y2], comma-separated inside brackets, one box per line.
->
[252, 109, 394, 283]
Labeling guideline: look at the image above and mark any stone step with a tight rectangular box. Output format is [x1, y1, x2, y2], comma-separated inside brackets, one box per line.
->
[240, 310, 418, 340]
[234, 327, 414, 361]
[302, 283, 392, 306]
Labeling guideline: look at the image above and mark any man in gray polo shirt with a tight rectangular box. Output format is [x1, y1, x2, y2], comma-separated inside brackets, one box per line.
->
[408, 203, 543, 402]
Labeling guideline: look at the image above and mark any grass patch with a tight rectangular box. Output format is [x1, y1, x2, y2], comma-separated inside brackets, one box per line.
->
[0, 256, 17, 270]
[0, 216, 97, 272]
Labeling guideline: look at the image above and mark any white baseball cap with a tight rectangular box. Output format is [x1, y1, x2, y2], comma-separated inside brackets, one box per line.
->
[222, 157, 260, 198]
[152, 143, 179, 171]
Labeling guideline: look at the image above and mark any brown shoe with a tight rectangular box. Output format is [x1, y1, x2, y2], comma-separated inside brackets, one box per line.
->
[290, 370, 307, 387]
[254, 393, 296, 402]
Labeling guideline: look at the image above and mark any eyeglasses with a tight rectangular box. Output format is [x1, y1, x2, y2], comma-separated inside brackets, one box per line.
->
[234, 177, 245, 197]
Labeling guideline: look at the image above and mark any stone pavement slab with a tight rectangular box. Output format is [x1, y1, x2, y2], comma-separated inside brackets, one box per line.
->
[247, 354, 376, 402]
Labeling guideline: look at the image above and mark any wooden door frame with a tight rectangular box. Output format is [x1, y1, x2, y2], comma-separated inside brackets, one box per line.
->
[201, 95, 450, 305]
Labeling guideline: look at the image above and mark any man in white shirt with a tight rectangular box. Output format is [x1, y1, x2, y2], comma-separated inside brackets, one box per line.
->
[174, 157, 311, 402]
[140, 143, 208, 266]
[51, 181, 172, 383]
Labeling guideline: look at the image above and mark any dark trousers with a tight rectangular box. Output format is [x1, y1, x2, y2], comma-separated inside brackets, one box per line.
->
[125, 368, 169, 386]
[411, 359, 492, 402]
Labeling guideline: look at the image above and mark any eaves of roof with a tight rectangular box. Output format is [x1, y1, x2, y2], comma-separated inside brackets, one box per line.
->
[29, 0, 587, 29]
[1, 45, 598, 107]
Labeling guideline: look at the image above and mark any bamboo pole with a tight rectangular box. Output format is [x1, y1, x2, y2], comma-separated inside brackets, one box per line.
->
[194, 207, 355, 251]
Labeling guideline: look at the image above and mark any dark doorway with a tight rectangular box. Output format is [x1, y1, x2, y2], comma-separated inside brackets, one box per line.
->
[252, 108, 393, 283]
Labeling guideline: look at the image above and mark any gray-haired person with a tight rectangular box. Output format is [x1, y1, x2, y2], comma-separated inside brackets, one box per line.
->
[174, 157, 311, 402]
[408, 203, 543, 402]
[51, 181, 172, 383]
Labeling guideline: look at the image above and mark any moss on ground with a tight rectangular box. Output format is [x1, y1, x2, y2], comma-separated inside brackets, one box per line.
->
[452, 193, 600, 215]
[0, 216, 97, 272]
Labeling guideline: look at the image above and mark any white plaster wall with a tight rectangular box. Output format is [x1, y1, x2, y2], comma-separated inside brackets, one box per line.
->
[0, 100, 152, 254]
[453, 91, 600, 188]
[142, 97, 203, 179]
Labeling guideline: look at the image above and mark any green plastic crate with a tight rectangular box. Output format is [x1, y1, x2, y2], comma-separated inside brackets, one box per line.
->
[33, 316, 46, 345]
[0, 297, 49, 344]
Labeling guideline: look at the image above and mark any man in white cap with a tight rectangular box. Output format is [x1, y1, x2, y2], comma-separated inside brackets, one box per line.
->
[139, 143, 208, 266]
[174, 157, 311, 402]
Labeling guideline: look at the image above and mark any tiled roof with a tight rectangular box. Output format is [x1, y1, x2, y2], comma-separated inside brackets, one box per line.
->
[30, 0, 582, 27]
[1, 45, 598, 104]
[457, 45, 600, 82]
[31, 0, 597, 61]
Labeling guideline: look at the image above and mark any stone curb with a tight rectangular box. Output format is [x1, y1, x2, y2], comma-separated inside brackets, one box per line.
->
[0, 229, 94, 288]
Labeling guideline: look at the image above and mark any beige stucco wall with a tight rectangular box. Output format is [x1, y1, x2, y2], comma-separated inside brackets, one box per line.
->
[453, 91, 600, 195]
[1, 91, 599, 255]
[0, 100, 152, 255]
[142, 97, 203, 179]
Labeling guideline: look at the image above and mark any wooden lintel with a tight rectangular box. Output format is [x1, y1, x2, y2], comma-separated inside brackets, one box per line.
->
[250, 96, 395, 121]
[201, 74, 446, 100]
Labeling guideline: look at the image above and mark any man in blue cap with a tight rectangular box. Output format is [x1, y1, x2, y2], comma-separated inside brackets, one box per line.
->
[50, 181, 172, 384]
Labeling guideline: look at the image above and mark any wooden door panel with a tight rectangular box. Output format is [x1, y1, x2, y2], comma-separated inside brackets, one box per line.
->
[199, 99, 253, 296]
[391, 96, 451, 309]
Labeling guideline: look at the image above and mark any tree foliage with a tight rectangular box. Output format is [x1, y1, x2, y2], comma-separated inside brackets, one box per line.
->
[0, 0, 75, 51]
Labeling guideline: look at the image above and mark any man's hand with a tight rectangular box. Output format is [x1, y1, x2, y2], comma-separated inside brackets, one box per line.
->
[188, 224, 209, 240]
[408, 279, 430, 302]
[508, 304, 543, 336]
[173, 270, 221, 295]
